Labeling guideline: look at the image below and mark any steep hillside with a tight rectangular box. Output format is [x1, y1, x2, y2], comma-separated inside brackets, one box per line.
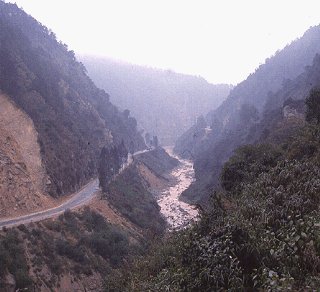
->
[106, 77, 320, 292]
[175, 24, 320, 203]
[0, 2, 145, 198]
[0, 94, 56, 218]
[0, 130, 54, 219]
[80, 56, 232, 145]
[104, 147, 179, 235]
[0, 208, 142, 291]
[0, 147, 178, 290]
[134, 147, 179, 177]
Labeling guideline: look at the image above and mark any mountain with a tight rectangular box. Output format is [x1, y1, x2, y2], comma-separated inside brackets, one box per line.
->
[107, 28, 320, 292]
[79, 56, 232, 145]
[174, 24, 320, 204]
[0, 1, 145, 201]
[111, 99, 320, 290]
[0, 3, 175, 290]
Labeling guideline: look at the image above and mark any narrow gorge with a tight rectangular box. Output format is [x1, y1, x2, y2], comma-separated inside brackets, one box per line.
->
[157, 148, 198, 231]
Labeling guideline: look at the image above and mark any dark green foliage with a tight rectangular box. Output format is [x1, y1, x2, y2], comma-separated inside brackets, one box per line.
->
[129, 141, 134, 155]
[174, 114, 208, 160]
[57, 209, 132, 267]
[108, 165, 166, 235]
[75, 208, 130, 266]
[85, 228, 129, 266]
[0, 208, 139, 289]
[108, 118, 320, 290]
[239, 103, 259, 124]
[99, 147, 109, 192]
[99, 143, 128, 192]
[145, 132, 151, 146]
[152, 135, 159, 147]
[135, 147, 179, 177]
[306, 88, 320, 124]
[175, 26, 320, 205]
[102, 148, 174, 237]
[79, 207, 108, 232]
[0, 230, 32, 289]
[0, 2, 145, 197]
[221, 144, 283, 192]
[56, 239, 86, 263]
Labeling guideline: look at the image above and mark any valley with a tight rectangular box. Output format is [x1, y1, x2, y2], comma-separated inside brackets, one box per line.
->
[2, 1, 320, 290]
[157, 148, 198, 231]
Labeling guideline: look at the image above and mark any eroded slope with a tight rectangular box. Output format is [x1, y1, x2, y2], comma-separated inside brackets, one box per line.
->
[0, 94, 54, 217]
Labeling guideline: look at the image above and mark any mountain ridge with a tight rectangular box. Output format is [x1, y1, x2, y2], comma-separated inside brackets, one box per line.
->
[80, 55, 232, 145]
[174, 24, 320, 203]
[0, 1, 145, 198]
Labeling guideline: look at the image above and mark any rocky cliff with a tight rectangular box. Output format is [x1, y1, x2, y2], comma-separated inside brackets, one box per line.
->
[0, 1, 145, 198]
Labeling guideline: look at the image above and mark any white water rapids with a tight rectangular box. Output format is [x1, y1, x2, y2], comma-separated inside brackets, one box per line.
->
[157, 148, 199, 231]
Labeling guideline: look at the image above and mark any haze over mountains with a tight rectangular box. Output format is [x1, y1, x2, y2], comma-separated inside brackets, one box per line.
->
[0, 2, 163, 289]
[0, 2, 145, 200]
[80, 56, 231, 145]
[2, 0, 320, 290]
[175, 24, 320, 203]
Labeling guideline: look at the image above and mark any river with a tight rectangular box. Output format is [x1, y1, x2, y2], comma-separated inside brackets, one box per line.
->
[157, 148, 199, 231]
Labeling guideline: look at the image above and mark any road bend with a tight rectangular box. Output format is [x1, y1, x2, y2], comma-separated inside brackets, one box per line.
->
[0, 148, 153, 229]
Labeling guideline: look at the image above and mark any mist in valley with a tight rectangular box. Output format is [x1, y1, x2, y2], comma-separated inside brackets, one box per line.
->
[1, 0, 320, 290]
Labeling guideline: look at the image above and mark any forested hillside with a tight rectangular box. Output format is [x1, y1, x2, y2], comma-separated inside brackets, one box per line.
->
[175, 24, 320, 204]
[80, 56, 232, 145]
[107, 61, 320, 292]
[0, 2, 145, 198]
[2, 1, 320, 290]
[0, 146, 179, 290]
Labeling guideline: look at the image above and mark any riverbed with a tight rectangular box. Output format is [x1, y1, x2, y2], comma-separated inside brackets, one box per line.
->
[157, 148, 199, 231]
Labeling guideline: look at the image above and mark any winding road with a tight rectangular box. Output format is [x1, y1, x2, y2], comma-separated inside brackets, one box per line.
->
[0, 149, 152, 229]
[0, 179, 100, 229]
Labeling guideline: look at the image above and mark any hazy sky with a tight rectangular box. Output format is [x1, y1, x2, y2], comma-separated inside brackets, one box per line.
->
[6, 0, 320, 84]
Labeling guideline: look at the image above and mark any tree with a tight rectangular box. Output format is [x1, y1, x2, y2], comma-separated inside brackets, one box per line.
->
[123, 109, 130, 119]
[196, 115, 206, 128]
[145, 132, 151, 146]
[119, 140, 128, 165]
[129, 141, 134, 155]
[306, 88, 320, 124]
[239, 103, 259, 125]
[153, 136, 159, 148]
[98, 147, 108, 192]
[110, 146, 120, 175]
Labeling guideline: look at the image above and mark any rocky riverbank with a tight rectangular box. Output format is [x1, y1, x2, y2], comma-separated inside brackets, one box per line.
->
[157, 148, 198, 231]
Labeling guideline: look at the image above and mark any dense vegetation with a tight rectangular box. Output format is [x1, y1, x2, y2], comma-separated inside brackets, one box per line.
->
[0, 1, 145, 197]
[100, 147, 178, 236]
[0, 229, 32, 289]
[99, 141, 128, 192]
[80, 56, 232, 145]
[107, 164, 166, 235]
[135, 147, 179, 177]
[106, 93, 320, 290]
[0, 147, 178, 289]
[0, 208, 143, 290]
[175, 25, 320, 204]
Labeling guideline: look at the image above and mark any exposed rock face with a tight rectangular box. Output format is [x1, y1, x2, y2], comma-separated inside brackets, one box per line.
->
[0, 94, 47, 192]
[0, 2, 145, 198]
[0, 94, 54, 218]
